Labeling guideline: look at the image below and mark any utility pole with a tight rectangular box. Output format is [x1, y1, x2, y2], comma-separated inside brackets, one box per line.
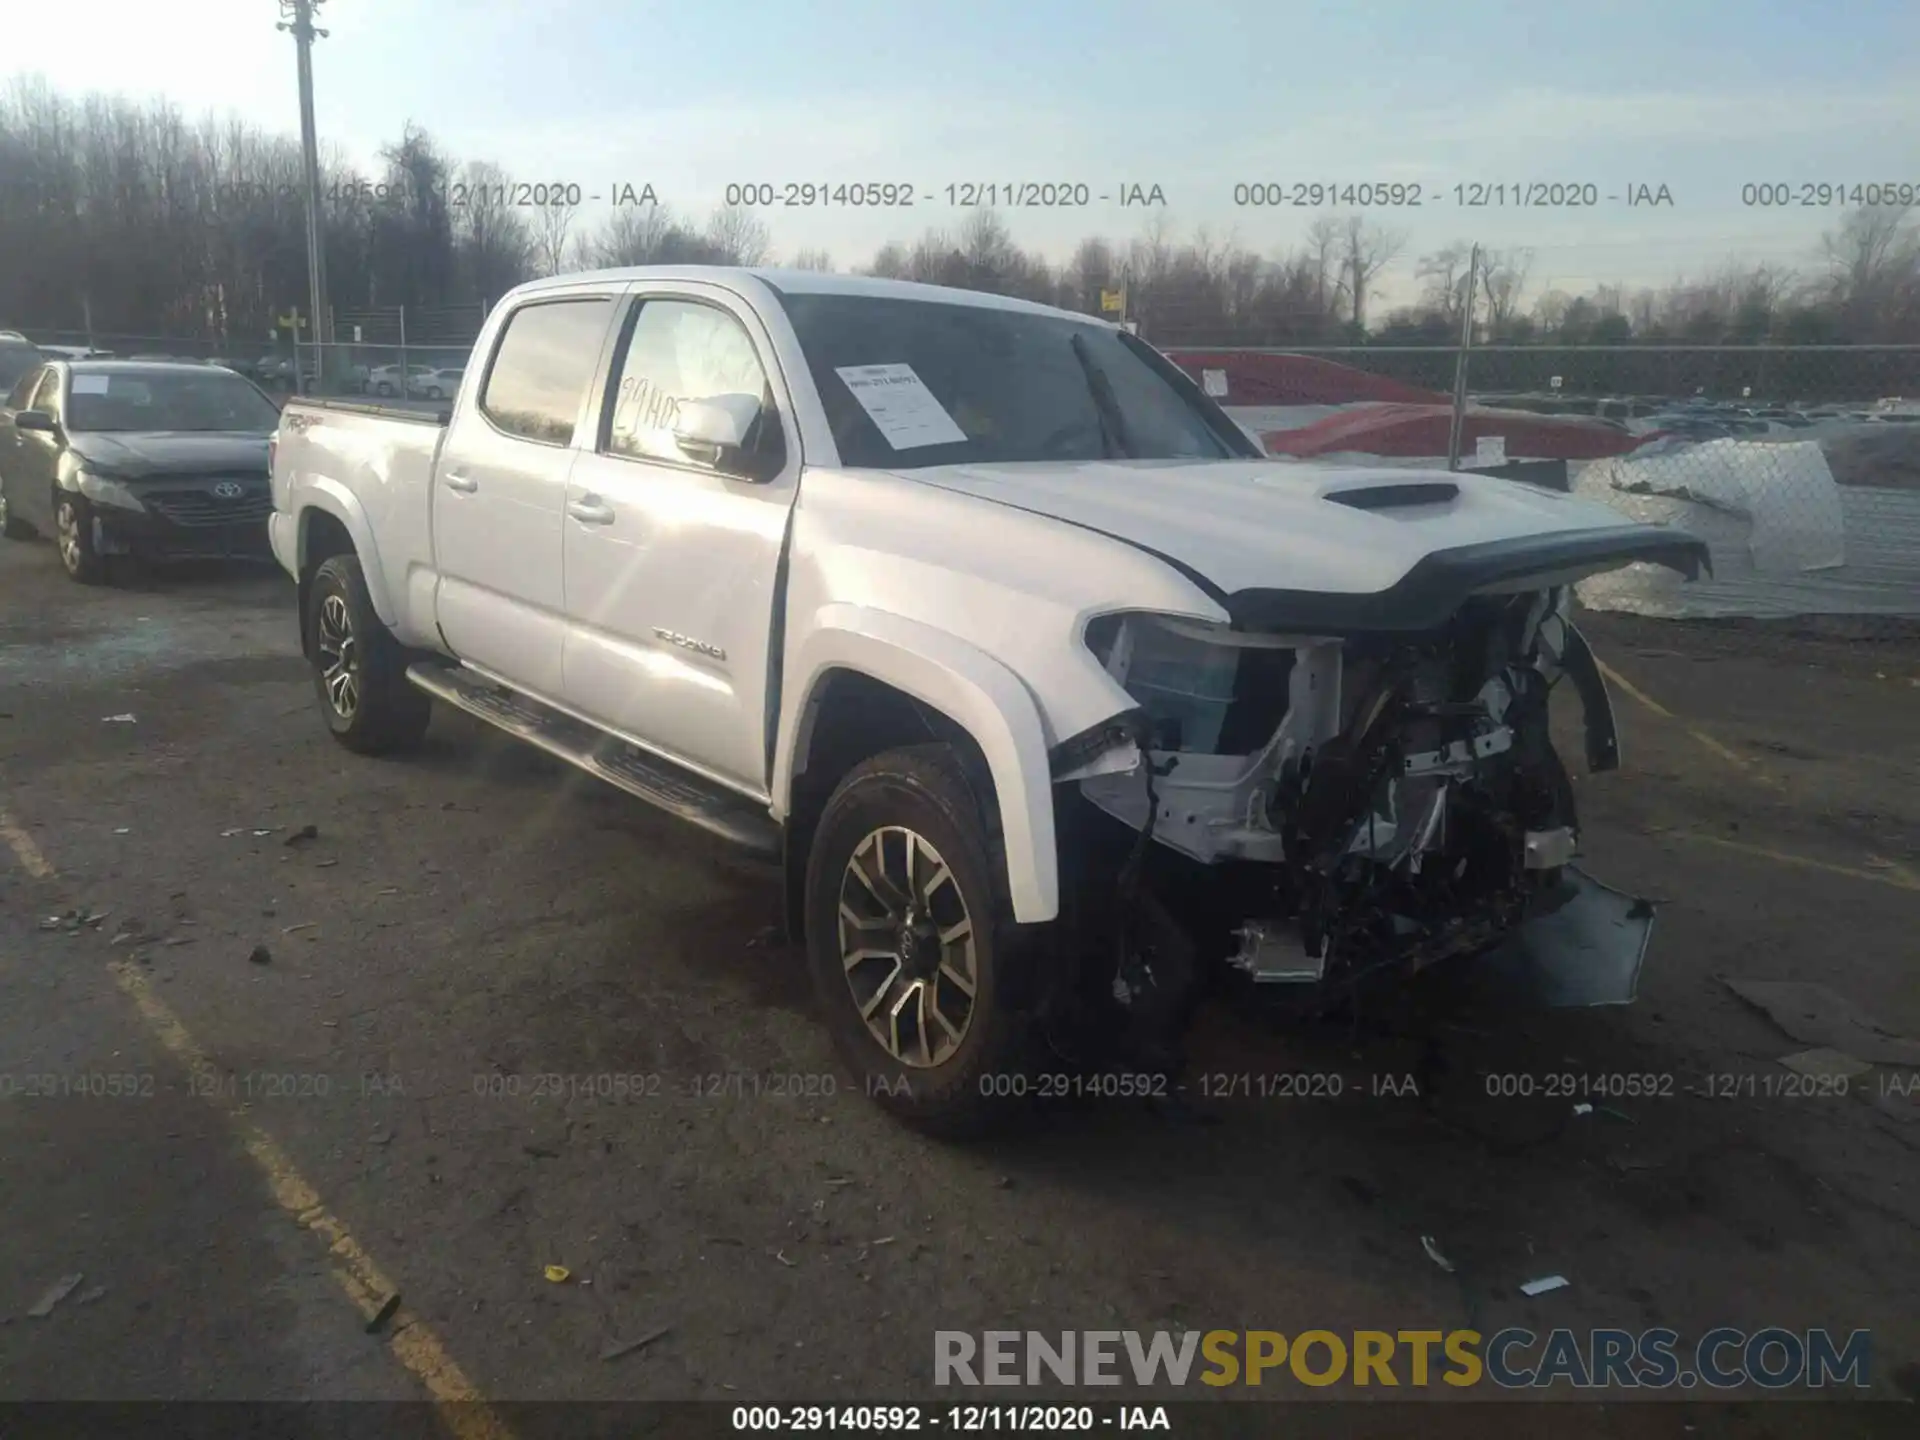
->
[1446, 244, 1481, 473]
[279, 0, 331, 385]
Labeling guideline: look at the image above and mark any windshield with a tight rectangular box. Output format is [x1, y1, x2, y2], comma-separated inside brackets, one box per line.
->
[66, 369, 282, 433]
[775, 292, 1256, 469]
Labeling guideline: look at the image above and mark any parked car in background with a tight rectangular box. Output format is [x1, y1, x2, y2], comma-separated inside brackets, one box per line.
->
[0, 338, 44, 395]
[366, 363, 435, 397]
[269, 265, 1708, 1131]
[408, 366, 465, 400]
[0, 359, 281, 582]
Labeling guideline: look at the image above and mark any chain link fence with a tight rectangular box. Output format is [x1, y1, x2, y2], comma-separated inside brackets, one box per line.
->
[1175, 342, 1920, 645]
[9, 306, 1918, 641]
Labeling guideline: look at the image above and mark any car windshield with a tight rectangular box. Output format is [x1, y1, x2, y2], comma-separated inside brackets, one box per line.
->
[67, 369, 281, 433]
[775, 291, 1254, 469]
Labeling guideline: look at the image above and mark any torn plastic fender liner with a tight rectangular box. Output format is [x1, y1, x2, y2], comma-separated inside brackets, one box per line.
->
[1221, 526, 1710, 635]
[1556, 622, 1621, 773]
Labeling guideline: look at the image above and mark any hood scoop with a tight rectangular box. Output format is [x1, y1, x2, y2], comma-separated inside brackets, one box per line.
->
[1325, 482, 1460, 511]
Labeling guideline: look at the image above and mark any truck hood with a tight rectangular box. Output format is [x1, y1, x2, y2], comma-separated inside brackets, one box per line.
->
[892, 458, 1708, 633]
[67, 430, 271, 480]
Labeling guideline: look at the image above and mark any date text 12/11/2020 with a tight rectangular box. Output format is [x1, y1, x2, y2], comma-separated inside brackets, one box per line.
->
[720, 182, 1169, 209]
[1230, 181, 1676, 208]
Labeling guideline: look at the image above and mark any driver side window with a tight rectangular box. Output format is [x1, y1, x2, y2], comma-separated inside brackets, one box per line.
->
[604, 299, 781, 471]
[29, 370, 63, 419]
[7, 367, 48, 411]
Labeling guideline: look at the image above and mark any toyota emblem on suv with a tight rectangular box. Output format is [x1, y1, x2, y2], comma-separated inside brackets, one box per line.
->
[212, 481, 245, 499]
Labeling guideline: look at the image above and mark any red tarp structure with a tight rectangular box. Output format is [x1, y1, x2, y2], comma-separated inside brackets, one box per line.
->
[1164, 351, 1447, 406]
[1261, 403, 1648, 461]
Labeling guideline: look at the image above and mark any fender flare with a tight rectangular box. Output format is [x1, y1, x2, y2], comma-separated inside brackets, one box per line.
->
[775, 604, 1060, 923]
[294, 480, 398, 628]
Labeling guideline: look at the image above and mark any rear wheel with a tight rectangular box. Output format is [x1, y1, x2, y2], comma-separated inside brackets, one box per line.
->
[804, 743, 1042, 1136]
[55, 493, 106, 583]
[306, 552, 431, 754]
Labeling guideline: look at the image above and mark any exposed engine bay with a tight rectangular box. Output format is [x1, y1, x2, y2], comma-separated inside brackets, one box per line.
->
[1051, 586, 1653, 1050]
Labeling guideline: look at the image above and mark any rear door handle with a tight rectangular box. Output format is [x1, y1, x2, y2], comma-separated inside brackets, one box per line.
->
[567, 497, 615, 526]
[443, 471, 478, 494]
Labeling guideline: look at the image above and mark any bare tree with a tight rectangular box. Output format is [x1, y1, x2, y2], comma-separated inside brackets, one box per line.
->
[13, 75, 1920, 359]
[534, 199, 577, 276]
[1303, 216, 1343, 316]
[1416, 242, 1475, 323]
[588, 204, 681, 265]
[705, 204, 770, 266]
[1821, 206, 1919, 337]
[1332, 216, 1405, 331]
[1478, 246, 1533, 334]
[453, 160, 533, 301]
[789, 247, 834, 271]
[866, 241, 909, 278]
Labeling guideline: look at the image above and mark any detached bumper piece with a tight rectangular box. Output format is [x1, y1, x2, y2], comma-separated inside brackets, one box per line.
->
[1476, 867, 1657, 1007]
[95, 484, 274, 561]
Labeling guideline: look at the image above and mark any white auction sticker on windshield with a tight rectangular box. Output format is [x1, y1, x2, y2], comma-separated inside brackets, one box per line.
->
[834, 363, 967, 450]
[72, 375, 110, 394]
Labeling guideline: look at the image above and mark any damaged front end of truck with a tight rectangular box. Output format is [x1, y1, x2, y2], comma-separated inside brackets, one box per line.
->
[1046, 526, 1709, 1058]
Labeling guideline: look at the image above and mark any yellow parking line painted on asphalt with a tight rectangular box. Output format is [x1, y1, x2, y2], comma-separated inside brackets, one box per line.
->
[107, 959, 519, 1440]
[16, 808, 511, 1432]
[1660, 830, 1920, 892]
[1597, 659, 1785, 790]
[0, 808, 54, 878]
[1596, 660, 1674, 719]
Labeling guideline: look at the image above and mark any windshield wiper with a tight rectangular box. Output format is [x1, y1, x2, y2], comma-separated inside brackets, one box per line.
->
[1070, 332, 1137, 459]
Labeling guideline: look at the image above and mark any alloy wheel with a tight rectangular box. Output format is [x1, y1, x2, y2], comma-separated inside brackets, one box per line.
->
[837, 825, 978, 1068]
[315, 592, 361, 719]
[56, 501, 83, 573]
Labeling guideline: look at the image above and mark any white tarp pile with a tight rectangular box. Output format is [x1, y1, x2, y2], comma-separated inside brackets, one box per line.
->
[1572, 439, 1918, 619]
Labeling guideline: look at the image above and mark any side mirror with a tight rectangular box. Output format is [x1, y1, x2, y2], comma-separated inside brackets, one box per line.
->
[672, 394, 760, 459]
[14, 409, 55, 433]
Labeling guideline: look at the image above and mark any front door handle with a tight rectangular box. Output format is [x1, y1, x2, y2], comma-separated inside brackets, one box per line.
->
[567, 497, 615, 526]
[443, 471, 478, 494]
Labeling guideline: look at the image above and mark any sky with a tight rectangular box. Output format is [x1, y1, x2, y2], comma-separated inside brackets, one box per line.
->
[6, 0, 1919, 306]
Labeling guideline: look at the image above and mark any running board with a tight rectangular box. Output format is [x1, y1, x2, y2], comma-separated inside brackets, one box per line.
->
[405, 663, 781, 858]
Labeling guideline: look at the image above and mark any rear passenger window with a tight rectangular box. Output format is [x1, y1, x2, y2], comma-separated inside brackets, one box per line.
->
[479, 298, 616, 444]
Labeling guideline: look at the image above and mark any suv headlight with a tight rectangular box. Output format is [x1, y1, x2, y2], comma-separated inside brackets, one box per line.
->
[74, 469, 145, 511]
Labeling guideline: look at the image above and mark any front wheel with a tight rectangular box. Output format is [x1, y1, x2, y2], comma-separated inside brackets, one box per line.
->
[306, 552, 432, 754]
[804, 743, 1042, 1136]
[55, 493, 106, 583]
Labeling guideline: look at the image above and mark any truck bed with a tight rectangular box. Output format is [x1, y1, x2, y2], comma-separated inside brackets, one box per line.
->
[289, 395, 448, 425]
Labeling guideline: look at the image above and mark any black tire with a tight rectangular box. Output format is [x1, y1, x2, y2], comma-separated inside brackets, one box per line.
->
[0, 474, 33, 539]
[54, 491, 106, 584]
[804, 743, 1043, 1136]
[305, 552, 431, 754]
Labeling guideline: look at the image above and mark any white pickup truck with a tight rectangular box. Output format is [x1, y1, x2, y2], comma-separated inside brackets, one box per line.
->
[270, 267, 1707, 1131]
